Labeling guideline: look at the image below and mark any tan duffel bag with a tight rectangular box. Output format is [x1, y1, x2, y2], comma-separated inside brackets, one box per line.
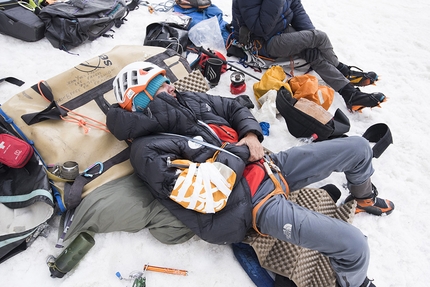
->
[1, 45, 196, 211]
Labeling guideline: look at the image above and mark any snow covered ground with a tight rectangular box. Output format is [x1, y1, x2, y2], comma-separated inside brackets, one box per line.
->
[1, 0, 430, 286]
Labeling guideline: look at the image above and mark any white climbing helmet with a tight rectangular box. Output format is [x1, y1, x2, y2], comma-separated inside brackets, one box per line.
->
[113, 61, 167, 111]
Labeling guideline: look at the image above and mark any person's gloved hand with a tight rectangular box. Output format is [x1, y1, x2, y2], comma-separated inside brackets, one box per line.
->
[239, 26, 251, 46]
[302, 48, 321, 63]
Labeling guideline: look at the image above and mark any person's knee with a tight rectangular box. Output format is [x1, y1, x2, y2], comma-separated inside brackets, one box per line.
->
[353, 233, 370, 261]
[313, 29, 328, 41]
[347, 136, 373, 160]
[314, 29, 327, 37]
[337, 226, 370, 264]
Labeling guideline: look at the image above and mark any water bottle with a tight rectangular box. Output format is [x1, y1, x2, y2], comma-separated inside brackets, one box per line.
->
[48, 232, 95, 278]
[296, 133, 318, 146]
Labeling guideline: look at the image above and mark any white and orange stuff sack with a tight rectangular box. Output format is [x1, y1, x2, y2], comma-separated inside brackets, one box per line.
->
[170, 158, 236, 214]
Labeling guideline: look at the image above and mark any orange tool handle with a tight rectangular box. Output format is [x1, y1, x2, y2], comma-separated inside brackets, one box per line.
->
[143, 264, 188, 276]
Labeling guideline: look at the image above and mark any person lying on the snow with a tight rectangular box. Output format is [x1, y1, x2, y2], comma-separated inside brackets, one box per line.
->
[231, 0, 386, 112]
[106, 62, 395, 287]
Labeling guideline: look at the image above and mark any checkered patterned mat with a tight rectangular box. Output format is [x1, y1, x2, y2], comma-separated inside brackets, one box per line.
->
[244, 188, 356, 287]
[173, 69, 210, 93]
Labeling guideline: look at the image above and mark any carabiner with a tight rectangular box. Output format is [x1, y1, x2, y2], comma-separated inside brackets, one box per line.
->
[263, 154, 281, 173]
[82, 162, 104, 178]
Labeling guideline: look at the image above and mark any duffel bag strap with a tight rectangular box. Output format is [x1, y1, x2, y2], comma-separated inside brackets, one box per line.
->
[0, 76, 24, 86]
[63, 147, 131, 210]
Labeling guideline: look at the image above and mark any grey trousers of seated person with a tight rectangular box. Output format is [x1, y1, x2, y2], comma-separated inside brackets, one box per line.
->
[253, 136, 374, 287]
[265, 28, 350, 91]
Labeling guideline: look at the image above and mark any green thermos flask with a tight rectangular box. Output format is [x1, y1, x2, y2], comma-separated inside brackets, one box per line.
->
[49, 232, 95, 278]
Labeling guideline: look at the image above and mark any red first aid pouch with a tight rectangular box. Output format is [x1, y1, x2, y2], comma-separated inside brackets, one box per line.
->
[0, 133, 34, 168]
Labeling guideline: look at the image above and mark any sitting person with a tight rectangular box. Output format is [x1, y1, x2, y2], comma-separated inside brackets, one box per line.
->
[106, 62, 395, 287]
[231, 0, 386, 112]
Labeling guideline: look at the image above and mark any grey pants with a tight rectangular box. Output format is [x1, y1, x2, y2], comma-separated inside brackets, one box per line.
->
[265, 29, 350, 91]
[254, 136, 374, 287]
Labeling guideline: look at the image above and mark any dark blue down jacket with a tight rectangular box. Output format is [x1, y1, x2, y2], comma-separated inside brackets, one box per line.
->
[232, 0, 315, 42]
[106, 91, 264, 244]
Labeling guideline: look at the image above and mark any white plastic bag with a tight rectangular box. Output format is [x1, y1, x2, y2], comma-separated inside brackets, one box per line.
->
[188, 16, 227, 55]
[252, 90, 279, 124]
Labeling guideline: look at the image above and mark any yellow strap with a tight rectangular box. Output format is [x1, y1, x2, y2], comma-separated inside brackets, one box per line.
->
[46, 170, 73, 183]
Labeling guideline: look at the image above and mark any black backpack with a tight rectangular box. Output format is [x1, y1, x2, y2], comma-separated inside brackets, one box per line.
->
[144, 22, 190, 54]
[0, 114, 54, 264]
[38, 0, 128, 50]
[276, 86, 350, 141]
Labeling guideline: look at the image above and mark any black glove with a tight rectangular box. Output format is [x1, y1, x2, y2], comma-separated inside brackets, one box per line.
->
[239, 26, 251, 46]
[302, 48, 321, 63]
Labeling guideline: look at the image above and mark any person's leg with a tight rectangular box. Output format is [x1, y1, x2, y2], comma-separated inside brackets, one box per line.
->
[266, 29, 338, 64]
[266, 29, 349, 91]
[269, 136, 394, 215]
[257, 195, 370, 287]
[265, 30, 386, 111]
[271, 136, 374, 192]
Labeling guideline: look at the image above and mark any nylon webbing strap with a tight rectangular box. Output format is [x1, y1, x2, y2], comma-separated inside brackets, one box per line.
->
[0, 189, 53, 204]
[0, 77, 24, 87]
[62, 146, 131, 210]
[252, 157, 289, 236]
[22, 80, 113, 125]
[362, 123, 393, 158]
[21, 100, 68, 125]
[145, 49, 192, 82]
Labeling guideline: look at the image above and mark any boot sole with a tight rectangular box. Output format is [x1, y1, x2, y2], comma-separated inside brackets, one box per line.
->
[356, 202, 395, 216]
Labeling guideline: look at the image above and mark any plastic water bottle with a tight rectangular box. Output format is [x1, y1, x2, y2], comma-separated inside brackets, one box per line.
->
[296, 133, 318, 146]
[49, 232, 95, 278]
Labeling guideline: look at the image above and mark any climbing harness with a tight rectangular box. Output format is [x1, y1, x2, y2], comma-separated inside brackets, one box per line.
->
[251, 153, 290, 236]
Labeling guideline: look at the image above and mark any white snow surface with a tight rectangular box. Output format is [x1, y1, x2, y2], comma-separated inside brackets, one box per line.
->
[1, 0, 430, 286]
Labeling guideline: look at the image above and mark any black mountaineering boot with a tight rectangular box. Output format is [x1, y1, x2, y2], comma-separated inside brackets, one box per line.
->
[337, 62, 379, 87]
[338, 83, 386, 112]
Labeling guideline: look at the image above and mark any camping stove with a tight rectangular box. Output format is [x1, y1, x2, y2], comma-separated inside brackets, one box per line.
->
[230, 72, 246, 95]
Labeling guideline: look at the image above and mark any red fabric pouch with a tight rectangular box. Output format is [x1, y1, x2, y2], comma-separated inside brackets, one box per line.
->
[0, 133, 34, 168]
[208, 124, 239, 143]
[243, 161, 266, 197]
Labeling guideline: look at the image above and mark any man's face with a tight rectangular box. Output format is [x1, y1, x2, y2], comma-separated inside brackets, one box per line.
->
[155, 82, 176, 98]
